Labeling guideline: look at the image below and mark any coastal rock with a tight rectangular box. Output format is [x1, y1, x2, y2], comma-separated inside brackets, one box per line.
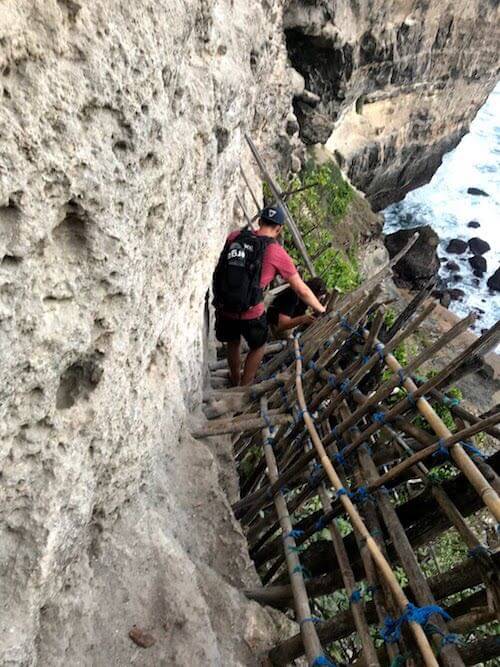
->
[487, 268, 500, 291]
[384, 225, 439, 288]
[449, 288, 466, 301]
[468, 237, 491, 255]
[446, 239, 468, 254]
[469, 255, 487, 274]
[467, 187, 489, 197]
[467, 220, 481, 228]
[445, 260, 460, 272]
[285, 1, 500, 209]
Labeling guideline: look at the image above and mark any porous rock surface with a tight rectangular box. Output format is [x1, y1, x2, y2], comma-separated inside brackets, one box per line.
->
[0, 1, 298, 664]
[284, 0, 500, 209]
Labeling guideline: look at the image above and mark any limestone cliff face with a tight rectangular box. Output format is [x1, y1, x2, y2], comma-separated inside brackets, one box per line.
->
[0, 1, 297, 664]
[284, 0, 500, 209]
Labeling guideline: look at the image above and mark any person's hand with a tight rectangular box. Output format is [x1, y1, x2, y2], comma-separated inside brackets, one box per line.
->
[316, 305, 326, 315]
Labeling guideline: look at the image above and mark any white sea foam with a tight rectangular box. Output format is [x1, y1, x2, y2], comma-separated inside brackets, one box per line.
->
[384, 82, 500, 341]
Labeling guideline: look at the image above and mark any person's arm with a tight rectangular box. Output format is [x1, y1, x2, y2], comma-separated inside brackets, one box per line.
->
[275, 312, 315, 332]
[287, 273, 326, 314]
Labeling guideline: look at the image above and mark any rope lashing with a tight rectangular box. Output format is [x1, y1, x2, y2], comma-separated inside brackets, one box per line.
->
[362, 355, 371, 365]
[432, 437, 450, 460]
[349, 588, 363, 604]
[331, 426, 347, 449]
[308, 360, 318, 371]
[308, 464, 323, 490]
[336, 487, 353, 499]
[292, 564, 312, 579]
[397, 369, 405, 386]
[265, 436, 275, 447]
[314, 515, 330, 532]
[310, 656, 337, 667]
[442, 394, 461, 407]
[439, 633, 464, 652]
[333, 447, 350, 468]
[468, 544, 492, 559]
[379, 603, 451, 643]
[299, 616, 322, 628]
[327, 373, 338, 388]
[374, 342, 385, 360]
[284, 529, 305, 540]
[287, 544, 305, 554]
[406, 391, 418, 407]
[461, 441, 485, 460]
[339, 314, 356, 334]
[352, 486, 373, 505]
[339, 379, 351, 395]
[371, 411, 387, 425]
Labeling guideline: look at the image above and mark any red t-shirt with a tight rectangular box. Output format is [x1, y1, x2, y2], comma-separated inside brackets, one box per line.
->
[224, 229, 298, 320]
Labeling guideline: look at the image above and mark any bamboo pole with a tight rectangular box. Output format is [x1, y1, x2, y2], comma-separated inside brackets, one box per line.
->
[192, 413, 292, 438]
[291, 336, 440, 667]
[259, 397, 324, 665]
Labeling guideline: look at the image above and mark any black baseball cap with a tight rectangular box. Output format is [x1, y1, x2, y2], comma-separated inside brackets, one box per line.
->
[260, 205, 285, 226]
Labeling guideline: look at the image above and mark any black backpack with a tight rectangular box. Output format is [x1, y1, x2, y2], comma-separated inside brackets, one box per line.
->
[213, 228, 274, 314]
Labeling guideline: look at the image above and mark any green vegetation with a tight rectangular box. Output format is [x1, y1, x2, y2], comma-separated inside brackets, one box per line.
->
[270, 160, 360, 292]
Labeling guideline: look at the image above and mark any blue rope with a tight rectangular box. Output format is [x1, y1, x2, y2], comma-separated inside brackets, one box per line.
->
[406, 392, 417, 407]
[362, 355, 371, 365]
[379, 603, 451, 643]
[350, 588, 363, 604]
[265, 437, 275, 447]
[461, 441, 485, 460]
[432, 438, 449, 460]
[468, 544, 491, 559]
[314, 515, 329, 532]
[292, 564, 311, 579]
[336, 487, 352, 499]
[327, 373, 338, 388]
[353, 486, 373, 505]
[442, 395, 460, 407]
[310, 657, 337, 667]
[397, 369, 405, 386]
[375, 342, 385, 360]
[308, 360, 318, 371]
[371, 411, 386, 425]
[333, 448, 349, 468]
[439, 633, 464, 651]
[340, 315, 355, 333]
[340, 379, 351, 394]
[308, 464, 323, 490]
[284, 529, 304, 540]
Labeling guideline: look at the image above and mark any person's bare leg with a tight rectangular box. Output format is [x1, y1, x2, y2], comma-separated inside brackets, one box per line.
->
[227, 340, 242, 386]
[241, 345, 266, 386]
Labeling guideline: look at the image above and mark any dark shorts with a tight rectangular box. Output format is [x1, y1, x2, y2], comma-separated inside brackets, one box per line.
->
[215, 313, 268, 350]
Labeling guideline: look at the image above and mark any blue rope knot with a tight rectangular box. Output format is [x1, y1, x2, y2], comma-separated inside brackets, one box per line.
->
[443, 395, 460, 407]
[349, 588, 363, 604]
[292, 564, 311, 579]
[284, 529, 304, 540]
[462, 441, 485, 460]
[432, 437, 449, 460]
[439, 633, 464, 651]
[308, 360, 318, 371]
[295, 353, 304, 362]
[308, 467, 323, 490]
[340, 315, 355, 333]
[265, 437, 275, 447]
[406, 391, 417, 407]
[340, 379, 351, 394]
[336, 487, 352, 499]
[362, 355, 371, 365]
[375, 343, 385, 360]
[468, 544, 491, 559]
[371, 411, 386, 425]
[310, 657, 337, 667]
[353, 486, 373, 505]
[314, 515, 329, 532]
[397, 369, 405, 386]
[379, 603, 451, 643]
[333, 447, 349, 468]
[327, 373, 338, 388]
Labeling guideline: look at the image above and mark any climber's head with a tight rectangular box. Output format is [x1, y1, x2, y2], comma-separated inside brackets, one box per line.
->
[258, 205, 285, 237]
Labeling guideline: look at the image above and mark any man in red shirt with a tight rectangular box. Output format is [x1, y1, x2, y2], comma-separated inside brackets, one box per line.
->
[215, 206, 326, 385]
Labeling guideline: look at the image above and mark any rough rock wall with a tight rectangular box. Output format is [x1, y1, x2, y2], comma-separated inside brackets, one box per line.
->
[0, 1, 297, 664]
[284, 0, 500, 209]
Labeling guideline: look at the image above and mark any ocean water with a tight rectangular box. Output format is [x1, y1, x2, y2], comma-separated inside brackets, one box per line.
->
[384, 82, 500, 341]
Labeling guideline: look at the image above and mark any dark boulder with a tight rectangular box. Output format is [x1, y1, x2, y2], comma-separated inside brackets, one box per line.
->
[468, 237, 490, 255]
[446, 238, 468, 254]
[449, 288, 465, 301]
[445, 260, 460, 272]
[467, 220, 480, 228]
[487, 267, 500, 292]
[467, 187, 489, 197]
[384, 225, 439, 289]
[469, 255, 487, 274]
